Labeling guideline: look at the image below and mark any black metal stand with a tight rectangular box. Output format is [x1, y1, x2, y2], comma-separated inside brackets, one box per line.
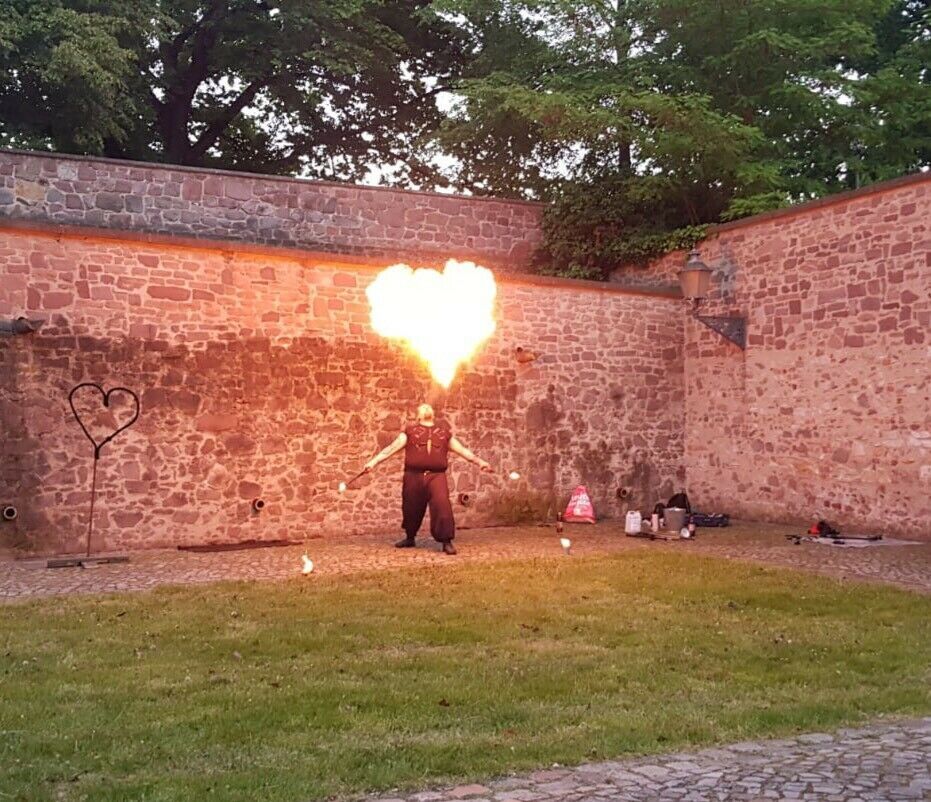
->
[47, 383, 140, 569]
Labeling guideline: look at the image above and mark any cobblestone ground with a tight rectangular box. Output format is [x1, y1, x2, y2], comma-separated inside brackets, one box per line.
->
[1, 521, 929, 601]
[368, 718, 931, 802]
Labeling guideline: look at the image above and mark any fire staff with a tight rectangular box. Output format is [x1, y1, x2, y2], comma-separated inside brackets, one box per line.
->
[363, 403, 492, 554]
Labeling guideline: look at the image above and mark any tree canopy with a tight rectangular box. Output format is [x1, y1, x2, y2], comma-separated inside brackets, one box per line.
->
[436, 0, 931, 275]
[0, 0, 464, 182]
[1, 0, 928, 276]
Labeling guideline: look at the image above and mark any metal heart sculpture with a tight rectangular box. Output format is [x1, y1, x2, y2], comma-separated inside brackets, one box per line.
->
[68, 383, 140, 460]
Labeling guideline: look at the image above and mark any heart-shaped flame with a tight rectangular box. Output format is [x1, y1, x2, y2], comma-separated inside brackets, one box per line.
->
[68, 383, 140, 459]
[366, 260, 496, 388]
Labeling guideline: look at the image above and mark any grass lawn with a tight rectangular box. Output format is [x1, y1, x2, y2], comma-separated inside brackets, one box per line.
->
[1, 552, 929, 801]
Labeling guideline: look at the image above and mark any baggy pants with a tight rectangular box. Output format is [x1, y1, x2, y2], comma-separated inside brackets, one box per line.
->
[401, 469, 455, 543]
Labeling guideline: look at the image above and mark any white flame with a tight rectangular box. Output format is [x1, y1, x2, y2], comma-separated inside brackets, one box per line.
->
[509, 471, 521, 481]
[338, 482, 347, 494]
[560, 537, 572, 554]
[366, 260, 497, 388]
[301, 555, 315, 575]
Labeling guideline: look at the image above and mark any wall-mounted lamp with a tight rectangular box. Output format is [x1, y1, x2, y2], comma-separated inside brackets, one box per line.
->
[678, 250, 746, 349]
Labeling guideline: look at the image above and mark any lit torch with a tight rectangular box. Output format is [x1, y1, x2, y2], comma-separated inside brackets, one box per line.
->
[338, 468, 369, 494]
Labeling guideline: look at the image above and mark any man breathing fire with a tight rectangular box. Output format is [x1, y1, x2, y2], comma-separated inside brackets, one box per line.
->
[363, 403, 492, 555]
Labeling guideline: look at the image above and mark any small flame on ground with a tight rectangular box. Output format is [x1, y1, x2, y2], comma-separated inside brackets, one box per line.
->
[301, 555, 315, 575]
[338, 482, 347, 493]
[508, 471, 521, 481]
[560, 537, 572, 554]
[366, 260, 496, 388]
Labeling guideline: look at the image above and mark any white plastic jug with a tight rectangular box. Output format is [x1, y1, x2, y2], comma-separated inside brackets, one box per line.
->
[625, 510, 642, 534]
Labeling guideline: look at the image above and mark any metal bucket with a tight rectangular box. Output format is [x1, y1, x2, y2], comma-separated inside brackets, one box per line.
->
[665, 507, 687, 532]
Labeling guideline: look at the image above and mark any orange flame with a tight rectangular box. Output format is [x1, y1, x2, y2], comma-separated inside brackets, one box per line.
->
[366, 260, 497, 388]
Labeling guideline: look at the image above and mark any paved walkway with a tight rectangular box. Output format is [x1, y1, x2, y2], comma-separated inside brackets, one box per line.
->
[1, 522, 929, 601]
[369, 718, 931, 802]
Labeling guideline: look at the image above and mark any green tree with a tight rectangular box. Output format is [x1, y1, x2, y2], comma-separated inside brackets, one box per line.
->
[635, 0, 914, 206]
[0, 0, 464, 182]
[0, 1, 140, 153]
[436, 0, 762, 198]
[435, 0, 929, 277]
[841, 0, 931, 187]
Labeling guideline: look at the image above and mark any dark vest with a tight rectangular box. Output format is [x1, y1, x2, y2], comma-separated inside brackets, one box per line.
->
[404, 420, 452, 471]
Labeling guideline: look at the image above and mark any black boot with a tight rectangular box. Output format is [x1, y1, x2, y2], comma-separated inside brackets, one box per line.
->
[442, 542, 457, 555]
[395, 537, 416, 548]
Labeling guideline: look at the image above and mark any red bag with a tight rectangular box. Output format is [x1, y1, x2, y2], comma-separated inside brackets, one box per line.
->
[564, 485, 596, 524]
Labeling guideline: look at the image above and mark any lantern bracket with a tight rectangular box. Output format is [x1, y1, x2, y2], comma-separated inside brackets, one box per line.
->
[695, 314, 746, 349]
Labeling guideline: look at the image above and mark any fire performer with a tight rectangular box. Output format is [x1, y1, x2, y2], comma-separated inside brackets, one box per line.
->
[363, 403, 492, 554]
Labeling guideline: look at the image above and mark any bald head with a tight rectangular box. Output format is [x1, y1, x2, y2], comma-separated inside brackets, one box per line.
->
[416, 403, 435, 424]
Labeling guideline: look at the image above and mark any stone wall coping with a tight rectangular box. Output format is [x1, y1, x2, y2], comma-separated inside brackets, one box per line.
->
[6, 149, 925, 240]
[1, 216, 680, 300]
[708, 170, 930, 236]
[0, 147, 546, 209]
[609, 169, 931, 283]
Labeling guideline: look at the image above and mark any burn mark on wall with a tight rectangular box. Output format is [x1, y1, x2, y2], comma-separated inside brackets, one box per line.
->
[525, 399, 561, 433]
[571, 439, 615, 491]
[522, 386, 564, 490]
[619, 455, 671, 511]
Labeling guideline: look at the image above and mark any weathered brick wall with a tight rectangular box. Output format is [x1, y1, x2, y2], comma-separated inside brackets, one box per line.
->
[615, 174, 931, 538]
[0, 149, 543, 270]
[4, 148, 926, 550]
[609, 250, 683, 291]
[0, 225, 683, 554]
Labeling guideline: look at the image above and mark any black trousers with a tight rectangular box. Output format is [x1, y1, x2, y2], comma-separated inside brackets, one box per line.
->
[401, 470, 455, 542]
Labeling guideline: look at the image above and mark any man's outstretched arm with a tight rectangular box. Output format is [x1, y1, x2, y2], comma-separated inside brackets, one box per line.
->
[449, 436, 492, 471]
[364, 432, 407, 472]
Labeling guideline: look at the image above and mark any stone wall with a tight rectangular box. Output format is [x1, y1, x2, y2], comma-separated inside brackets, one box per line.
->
[3, 148, 928, 551]
[615, 173, 931, 538]
[609, 250, 683, 292]
[0, 224, 683, 554]
[0, 149, 543, 270]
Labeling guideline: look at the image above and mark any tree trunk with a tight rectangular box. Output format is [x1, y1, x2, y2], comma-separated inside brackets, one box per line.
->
[160, 98, 193, 164]
[613, 1, 633, 173]
[156, 1, 228, 165]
